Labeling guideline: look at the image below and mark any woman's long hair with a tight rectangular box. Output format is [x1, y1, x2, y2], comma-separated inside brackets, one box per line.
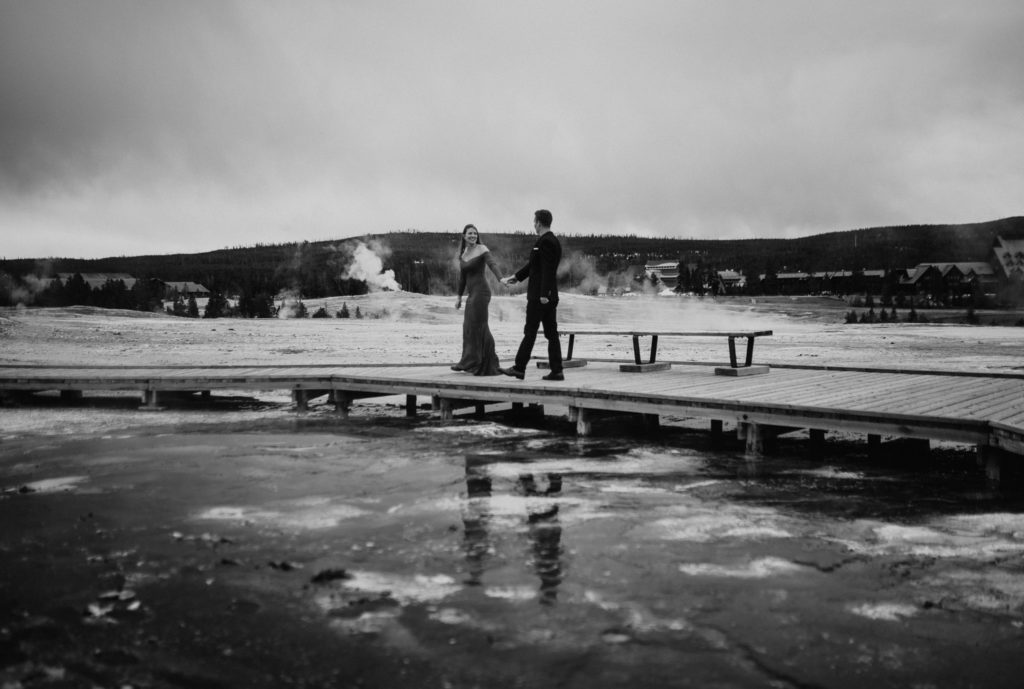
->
[458, 224, 479, 258]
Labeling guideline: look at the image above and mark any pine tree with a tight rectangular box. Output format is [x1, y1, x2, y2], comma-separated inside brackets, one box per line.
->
[204, 292, 228, 318]
[171, 295, 188, 317]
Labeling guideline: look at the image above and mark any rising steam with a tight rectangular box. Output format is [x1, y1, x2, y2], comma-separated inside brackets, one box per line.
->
[342, 241, 402, 292]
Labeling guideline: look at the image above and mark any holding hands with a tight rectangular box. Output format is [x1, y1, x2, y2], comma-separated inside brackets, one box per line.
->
[501, 276, 518, 286]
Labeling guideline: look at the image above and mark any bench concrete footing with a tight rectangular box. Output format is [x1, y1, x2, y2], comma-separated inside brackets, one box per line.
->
[536, 360, 587, 369]
[715, 365, 770, 376]
[619, 362, 672, 373]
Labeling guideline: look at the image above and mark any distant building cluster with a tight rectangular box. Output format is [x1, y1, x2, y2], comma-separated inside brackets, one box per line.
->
[644, 235, 1024, 307]
[2, 272, 213, 312]
[49, 273, 211, 299]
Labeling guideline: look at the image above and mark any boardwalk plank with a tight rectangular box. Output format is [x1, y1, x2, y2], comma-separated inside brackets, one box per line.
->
[777, 374, 951, 411]
[856, 376, 986, 415]
[887, 378, 1019, 418]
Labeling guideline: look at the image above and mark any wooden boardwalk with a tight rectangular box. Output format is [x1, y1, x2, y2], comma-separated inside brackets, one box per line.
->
[3, 361, 1023, 468]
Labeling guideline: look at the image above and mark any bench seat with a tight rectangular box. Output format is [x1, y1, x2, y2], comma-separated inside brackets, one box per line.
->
[558, 329, 773, 372]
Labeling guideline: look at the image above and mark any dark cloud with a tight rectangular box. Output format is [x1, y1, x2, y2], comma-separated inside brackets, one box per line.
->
[1, 0, 1022, 258]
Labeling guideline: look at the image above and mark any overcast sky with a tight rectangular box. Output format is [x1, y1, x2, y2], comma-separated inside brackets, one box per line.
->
[2, 1, 1023, 259]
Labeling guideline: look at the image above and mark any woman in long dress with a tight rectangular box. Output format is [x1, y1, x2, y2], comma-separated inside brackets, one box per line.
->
[452, 224, 503, 375]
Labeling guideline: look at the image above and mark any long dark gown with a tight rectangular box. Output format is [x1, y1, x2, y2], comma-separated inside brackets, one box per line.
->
[453, 251, 502, 376]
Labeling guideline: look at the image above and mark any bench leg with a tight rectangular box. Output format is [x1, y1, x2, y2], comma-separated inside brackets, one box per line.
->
[566, 333, 575, 361]
[745, 336, 755, 366]
[405, 394, 417, 417]
[632, 335, 642, 365]
[649, 335, 658, 364]
[728, 337, 738, 367]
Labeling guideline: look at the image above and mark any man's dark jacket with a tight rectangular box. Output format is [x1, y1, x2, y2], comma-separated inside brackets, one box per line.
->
[514, 231, 561, 303]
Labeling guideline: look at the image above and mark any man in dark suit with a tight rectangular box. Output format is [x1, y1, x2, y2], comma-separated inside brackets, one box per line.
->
[500, 209, 565, 381]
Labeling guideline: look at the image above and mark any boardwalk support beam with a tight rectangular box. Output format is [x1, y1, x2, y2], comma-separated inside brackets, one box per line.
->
[332, 391, 353, 418]
[435, 398, 491, 420]
[739, 422, 795, 457]
[741, 422, 765, 457]
[978, 444, 1017, 486]
[140, 389, 162, 411]
[577, 408, 594, 436]
[809, 428, 826, 447]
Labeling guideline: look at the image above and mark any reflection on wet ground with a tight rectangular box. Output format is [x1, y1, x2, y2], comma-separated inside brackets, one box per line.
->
[2, 413, 1024, 688]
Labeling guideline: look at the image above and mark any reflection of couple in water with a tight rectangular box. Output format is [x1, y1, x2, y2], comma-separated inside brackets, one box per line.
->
[461, 456, 564, 605]
[450, 210, 565, 381]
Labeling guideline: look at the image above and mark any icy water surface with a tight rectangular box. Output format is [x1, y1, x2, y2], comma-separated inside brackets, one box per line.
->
[2, 412, 1024, 688]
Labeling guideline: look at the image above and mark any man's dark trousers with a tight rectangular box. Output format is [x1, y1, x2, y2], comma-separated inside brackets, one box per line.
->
[514, 300, 563, 374]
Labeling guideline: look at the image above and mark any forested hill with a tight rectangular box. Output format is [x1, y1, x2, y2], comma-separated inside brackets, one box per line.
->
[3, 216, 1023, 298]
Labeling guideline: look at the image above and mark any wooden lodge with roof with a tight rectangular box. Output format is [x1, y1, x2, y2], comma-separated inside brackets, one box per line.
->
[643, 233, 1024, 304]
[48, 273, 210, 301]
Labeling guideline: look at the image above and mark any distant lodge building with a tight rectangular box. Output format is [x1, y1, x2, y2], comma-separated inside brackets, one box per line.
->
[162, 281, 211, 299]
[56, 272, 137, 290]
[643, 234, 1024, 303]
[51, 273, 210, 299]
[993, 235, 1024, 280]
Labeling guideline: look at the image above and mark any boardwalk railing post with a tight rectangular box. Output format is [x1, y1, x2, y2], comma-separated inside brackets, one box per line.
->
[293, 389, 308, 413]
[405, 395, 417, 417]
[567, 405, 579, 423]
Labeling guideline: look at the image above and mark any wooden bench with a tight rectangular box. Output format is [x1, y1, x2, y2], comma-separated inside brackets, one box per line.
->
[556, 330, 773, 375]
